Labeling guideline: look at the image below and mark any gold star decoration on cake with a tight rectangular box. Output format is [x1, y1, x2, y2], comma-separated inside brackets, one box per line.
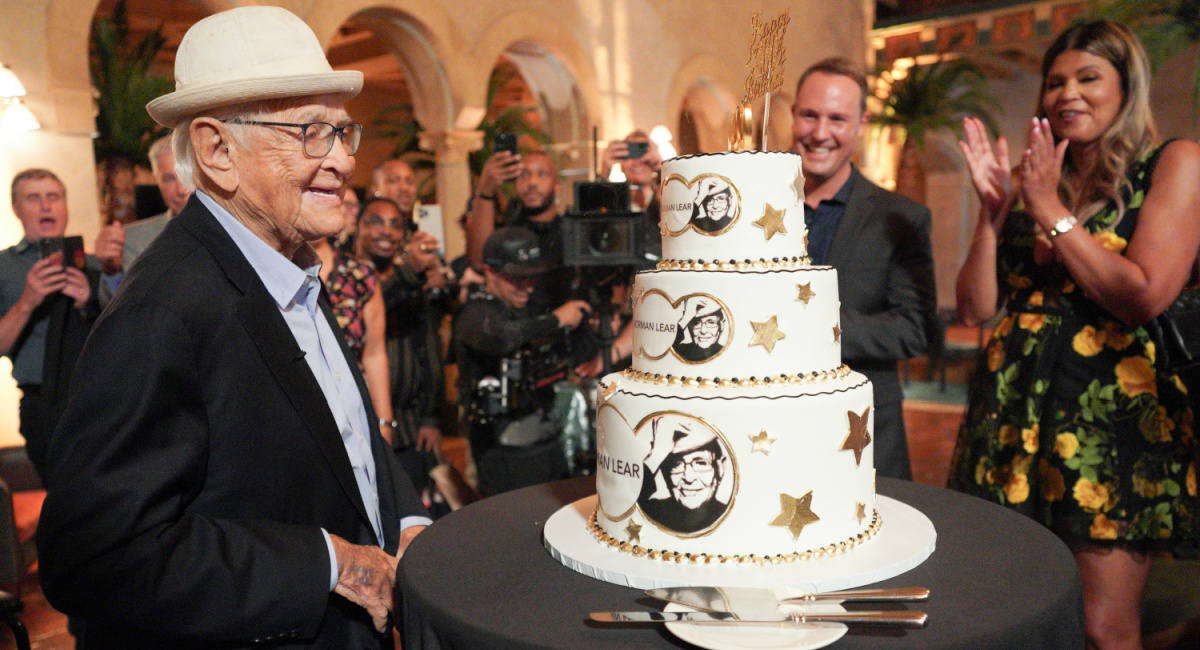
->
[832, 322, 842, 343]
[598, 380, 619, 403]
[749, 430, 777, 455]
[792, 166, 805, 204]
[855, 502, 867, 525]
[841, 407, 872, 466]
[795, 282, 816, 305]
[625, 520, 642, 544]
[753, 203, 788, 241]
[748, 315, 787, 353]
[770, 491, 820, 541]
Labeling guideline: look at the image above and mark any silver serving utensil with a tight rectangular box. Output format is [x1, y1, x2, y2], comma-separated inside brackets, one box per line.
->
[646, 586, 929, 613]
[591, 610, 928, 628]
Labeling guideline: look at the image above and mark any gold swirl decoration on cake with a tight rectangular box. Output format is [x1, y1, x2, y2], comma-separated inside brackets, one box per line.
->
[622, 365, 852, 387]
[656, 256, 812, 271]
[587, 509, 881, 565]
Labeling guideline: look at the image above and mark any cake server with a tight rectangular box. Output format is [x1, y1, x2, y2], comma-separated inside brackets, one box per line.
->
[646, 586, 930, 612]
[591, 610, 928, 627]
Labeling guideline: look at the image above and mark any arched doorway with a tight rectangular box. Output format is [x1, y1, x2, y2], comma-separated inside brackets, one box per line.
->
[677, 77, 737, 155]
[328, 8, 454, 197]
[486, 42, 590, 203]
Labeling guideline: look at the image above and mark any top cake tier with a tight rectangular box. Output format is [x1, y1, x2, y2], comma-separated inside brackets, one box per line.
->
[658, 151, 807, 264]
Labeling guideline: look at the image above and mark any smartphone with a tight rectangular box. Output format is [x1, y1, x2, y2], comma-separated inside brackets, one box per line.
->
[416, 205, 446, 256]
[39, 236, 85, 269]
[625, 140, 649, 160]
[494, 132, 518, 156]
[62, 235, 85, 269]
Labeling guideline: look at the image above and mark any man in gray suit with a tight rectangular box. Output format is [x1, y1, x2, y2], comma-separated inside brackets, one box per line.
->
[790, 57, 937, 481]
[96, 135, 193, 302]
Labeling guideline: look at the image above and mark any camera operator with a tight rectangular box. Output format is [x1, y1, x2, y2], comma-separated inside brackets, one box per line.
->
[452, 226, 592, 496]
[466, 148, 573, 312]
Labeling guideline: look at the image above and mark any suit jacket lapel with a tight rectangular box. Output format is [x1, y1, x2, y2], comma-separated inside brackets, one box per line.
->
[179, 199, 374, 529]
[825, 167, 873, 268]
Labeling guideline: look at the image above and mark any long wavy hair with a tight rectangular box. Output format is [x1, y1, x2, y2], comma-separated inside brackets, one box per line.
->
[1035, 20, 1158, 224]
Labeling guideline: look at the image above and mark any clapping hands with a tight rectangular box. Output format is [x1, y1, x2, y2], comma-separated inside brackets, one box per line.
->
[958, 117, 1013, 235]
[1019, 117, 1069, 222]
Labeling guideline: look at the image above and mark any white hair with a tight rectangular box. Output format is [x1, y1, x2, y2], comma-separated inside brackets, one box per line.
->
[172, 98, 296, 191]
[147, 135, 174, 176]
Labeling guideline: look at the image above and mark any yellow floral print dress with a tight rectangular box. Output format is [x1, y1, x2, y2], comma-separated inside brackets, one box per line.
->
[950, 144, 1198, 550]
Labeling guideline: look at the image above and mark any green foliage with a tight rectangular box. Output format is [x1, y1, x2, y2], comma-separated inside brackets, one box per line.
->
[90, 0, 172, 166]
[1089, 0, 1200, 112]
[370, 62, 551, 181]
[468, 64, 551, 177]
[873, 58, 1001, 148]
[371, 104, 423, 159]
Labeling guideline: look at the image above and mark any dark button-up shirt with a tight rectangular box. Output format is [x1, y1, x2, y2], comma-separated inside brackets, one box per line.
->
[803, 166, 858, 266]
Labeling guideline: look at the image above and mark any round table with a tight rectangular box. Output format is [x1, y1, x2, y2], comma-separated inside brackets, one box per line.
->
[397, 477, 1084, 649]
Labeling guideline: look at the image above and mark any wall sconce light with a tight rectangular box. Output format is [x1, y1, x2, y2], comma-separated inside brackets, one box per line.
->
[0, 64, 40, 132]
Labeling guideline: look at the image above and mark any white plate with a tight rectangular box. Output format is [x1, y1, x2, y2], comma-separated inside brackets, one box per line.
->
[663, 602, 849, 650]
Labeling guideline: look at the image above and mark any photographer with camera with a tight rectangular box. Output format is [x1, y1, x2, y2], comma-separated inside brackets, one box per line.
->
[467, 147, 574, 313]
[1, 169, 100, 479]
[453, 226, 592, 496]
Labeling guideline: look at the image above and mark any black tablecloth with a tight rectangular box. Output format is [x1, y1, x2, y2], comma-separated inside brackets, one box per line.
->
[397, 477, 1085, 649]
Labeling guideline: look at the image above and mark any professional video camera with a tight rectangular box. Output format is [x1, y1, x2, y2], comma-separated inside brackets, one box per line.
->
[562, 181, 647, 268]
[469, 331, 572, 425]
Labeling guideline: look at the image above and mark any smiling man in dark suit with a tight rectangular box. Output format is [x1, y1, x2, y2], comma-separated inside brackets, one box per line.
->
[790, 57, 938, 481]
[36, 7, 429, 648]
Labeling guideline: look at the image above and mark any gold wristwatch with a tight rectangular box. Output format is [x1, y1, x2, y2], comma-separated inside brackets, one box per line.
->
[1047, 215, 1077, 239]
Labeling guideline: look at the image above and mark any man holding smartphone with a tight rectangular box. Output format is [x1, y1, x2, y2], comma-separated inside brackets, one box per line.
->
[0, 168, 100, 478]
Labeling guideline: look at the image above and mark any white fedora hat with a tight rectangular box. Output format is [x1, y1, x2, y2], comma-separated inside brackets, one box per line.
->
[147, 6, 362, 128]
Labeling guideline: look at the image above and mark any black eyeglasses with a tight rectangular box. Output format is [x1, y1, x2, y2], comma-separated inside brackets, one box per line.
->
[221, 120, 363, 157]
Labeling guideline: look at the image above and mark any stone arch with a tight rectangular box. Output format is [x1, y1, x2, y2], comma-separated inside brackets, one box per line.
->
[470, 12, 600, 162]
[667, 56, 739, 155]
[306, 1, 460, 134]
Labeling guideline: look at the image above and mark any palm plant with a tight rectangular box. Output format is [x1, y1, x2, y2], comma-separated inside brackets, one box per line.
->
[90, 0, 172, 223]
[873, 58, 1000, 203]
[1090, 0, 1200, 112]
[468, 63, 552, 178]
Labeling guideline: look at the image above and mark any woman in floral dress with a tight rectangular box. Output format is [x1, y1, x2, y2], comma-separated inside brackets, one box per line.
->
[952, 20, 1200, 649]
[312, 214, 397, 444]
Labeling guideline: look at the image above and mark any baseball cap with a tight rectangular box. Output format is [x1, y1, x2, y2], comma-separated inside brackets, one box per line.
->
[482, 226, 552, 277]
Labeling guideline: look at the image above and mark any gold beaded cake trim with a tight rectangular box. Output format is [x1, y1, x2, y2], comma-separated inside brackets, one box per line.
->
[656, 256, 812, 271]
[623, 364, 852, 388]
[586, 509, 882, 565]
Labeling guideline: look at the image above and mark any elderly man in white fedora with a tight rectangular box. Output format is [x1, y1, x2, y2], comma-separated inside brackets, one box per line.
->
[36, 6, 429, 648]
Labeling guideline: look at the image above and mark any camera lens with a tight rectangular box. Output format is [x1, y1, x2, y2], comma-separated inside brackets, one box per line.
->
[588, 222, 627, 255]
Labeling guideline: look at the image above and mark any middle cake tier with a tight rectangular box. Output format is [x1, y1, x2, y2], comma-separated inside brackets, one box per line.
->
[630, 265, 842, 380]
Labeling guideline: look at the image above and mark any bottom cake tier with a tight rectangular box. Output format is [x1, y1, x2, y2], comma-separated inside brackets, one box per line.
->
[592, 370, 878, 562]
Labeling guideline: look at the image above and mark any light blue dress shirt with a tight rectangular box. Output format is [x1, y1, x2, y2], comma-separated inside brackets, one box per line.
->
[197, 192, 430, 590]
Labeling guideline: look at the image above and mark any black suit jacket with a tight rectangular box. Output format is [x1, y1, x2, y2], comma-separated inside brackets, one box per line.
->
[826, 168, 937, 481]
[37, 197, 427, 648]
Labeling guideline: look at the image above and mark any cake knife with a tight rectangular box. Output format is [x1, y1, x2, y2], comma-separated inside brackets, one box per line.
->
[591, 610, 928, 627]
[646, 586, 930, 612]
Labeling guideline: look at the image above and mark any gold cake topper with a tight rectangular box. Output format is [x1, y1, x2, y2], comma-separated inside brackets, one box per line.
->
[729, 10, 791, 151]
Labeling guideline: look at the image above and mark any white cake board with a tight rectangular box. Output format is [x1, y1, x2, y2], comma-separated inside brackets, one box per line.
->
[543, 495, 936, 591]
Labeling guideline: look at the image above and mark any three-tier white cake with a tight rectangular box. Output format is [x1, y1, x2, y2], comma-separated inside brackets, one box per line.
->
[590, 150, 880, 564]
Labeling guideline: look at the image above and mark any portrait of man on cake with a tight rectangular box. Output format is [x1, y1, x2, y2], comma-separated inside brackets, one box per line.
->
[688, 177, 738, 233]
[671, 296, 728, 363]
[638, 413, 734, 535]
